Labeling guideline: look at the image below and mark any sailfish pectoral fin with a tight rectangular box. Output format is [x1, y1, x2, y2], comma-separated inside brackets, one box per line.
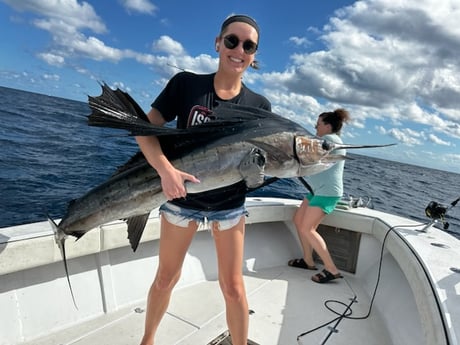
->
[238, 148, 267, 188]
[126, 213, 150, 252]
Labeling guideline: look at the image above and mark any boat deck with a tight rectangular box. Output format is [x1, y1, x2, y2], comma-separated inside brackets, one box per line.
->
[3, 199, 459, 345]
[22, 265, 389, 345]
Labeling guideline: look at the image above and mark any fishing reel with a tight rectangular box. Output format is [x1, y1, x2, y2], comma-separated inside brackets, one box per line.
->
[421, 197, 459, 232]
[424, 201, 449, 230]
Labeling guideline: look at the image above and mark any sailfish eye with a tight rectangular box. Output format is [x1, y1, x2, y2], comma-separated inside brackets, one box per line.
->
[322, 140, 332, 151]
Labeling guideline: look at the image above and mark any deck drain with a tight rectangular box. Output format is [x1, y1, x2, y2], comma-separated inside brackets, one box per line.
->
[207, 330, 259, 345]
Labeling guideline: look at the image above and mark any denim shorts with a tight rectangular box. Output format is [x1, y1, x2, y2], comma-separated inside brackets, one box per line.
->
[306, 194, 341, 214]
[159, 202, 248, 231]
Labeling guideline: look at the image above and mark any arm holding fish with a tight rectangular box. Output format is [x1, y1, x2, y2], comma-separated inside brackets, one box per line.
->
[135, 107, 200, 200]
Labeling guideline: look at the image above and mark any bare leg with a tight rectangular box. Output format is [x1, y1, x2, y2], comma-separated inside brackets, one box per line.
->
[140, 216, 197, 345]
[295, 202, 339, 275]
[293, 199, 315, 267]
[212, 217, 248, 345]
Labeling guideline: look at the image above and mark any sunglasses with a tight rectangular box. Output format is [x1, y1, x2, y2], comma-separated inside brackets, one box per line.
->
[223, 34, 258, 55]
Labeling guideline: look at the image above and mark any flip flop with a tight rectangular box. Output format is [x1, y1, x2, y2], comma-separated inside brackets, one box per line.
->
[288, 258, 317, 270]
[311, 269, 343, 283]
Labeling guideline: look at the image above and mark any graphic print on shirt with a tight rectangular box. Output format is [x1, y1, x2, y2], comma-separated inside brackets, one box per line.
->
[187, 105, 216, 127]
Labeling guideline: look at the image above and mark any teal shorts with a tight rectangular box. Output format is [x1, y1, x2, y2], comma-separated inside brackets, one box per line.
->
[305, 194, 341, 214]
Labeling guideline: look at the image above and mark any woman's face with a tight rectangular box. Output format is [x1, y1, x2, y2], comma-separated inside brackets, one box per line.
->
[315, 117, 332, 137]
[216, 22, 258, 74]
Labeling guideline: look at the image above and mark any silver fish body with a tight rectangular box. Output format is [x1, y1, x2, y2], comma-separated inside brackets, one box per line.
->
[53, 84, 394, 252]
[57, 130, 339, 240]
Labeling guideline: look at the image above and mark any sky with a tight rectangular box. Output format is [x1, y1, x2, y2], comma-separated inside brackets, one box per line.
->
[1, 0, 459, 174]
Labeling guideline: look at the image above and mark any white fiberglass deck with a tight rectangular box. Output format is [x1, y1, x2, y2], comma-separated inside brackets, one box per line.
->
[20, 265, 391, 345]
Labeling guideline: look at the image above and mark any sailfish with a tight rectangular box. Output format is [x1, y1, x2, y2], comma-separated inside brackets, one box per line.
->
[50, 83, 395, 252]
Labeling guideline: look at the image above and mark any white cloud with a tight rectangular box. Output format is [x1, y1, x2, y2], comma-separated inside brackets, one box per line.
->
[111, 81, 131, 93]
[72, 36, 124, 62]
[3, 0, 122, 65]
[376, 126, 423, 146]
[289, 36, 310, 47]
[428, 133, 451, 146]
[38, 52, 65, 66]
[261, 0, 460, 142]
[443, 153, 460, 163]
[119, 0, 157, 15]
[152, 35, 186, 55]
[3, 0, 107, 33]
[43, 73, 60, 81]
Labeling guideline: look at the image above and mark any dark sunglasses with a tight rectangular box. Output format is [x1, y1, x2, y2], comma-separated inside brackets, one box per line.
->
[223, 34, 258, 55]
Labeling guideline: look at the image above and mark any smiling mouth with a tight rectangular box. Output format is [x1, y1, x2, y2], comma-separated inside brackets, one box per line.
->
[229, 56, 244, 63]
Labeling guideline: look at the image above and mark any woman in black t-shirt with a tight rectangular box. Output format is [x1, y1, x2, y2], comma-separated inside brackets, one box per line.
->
[137, 14, 271, 345]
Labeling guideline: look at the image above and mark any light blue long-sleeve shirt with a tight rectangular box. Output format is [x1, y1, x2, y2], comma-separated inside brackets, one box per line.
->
[306, 133, 345, 197]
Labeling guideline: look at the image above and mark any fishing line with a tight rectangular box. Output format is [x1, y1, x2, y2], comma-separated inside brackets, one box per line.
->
[296, 222, 426, 344]
[298, 195, 460, 343]
[297, 176, 314, 195]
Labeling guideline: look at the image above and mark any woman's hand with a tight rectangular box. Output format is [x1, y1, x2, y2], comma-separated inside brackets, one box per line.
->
[159, 166, 200, 200]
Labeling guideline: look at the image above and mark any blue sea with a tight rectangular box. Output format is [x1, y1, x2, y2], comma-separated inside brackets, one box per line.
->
[1, 86, 459, 237]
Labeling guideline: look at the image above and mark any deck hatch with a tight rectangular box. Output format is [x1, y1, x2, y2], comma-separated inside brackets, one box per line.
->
[314, 224, 361, 273]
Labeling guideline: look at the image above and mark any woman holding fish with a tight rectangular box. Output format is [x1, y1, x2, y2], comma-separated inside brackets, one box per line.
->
[137, 14, 271, 345]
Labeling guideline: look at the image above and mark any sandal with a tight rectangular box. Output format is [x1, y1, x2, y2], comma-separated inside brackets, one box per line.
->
[288, 258, 317, 270]
[312, 269, 343, 284]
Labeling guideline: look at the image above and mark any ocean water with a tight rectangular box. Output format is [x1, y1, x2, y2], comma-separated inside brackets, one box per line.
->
[1, 86, 459, 237]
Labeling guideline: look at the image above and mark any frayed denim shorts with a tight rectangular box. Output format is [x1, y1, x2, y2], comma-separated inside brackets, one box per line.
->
[159, 202, 248, 231]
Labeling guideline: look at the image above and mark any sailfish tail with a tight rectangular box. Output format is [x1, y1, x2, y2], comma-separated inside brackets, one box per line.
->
[47, 216, 78, 309]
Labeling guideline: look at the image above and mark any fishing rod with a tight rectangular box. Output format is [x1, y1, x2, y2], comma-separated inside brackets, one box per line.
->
[418, 196, 460, 232]
[166, 63, 186, 71]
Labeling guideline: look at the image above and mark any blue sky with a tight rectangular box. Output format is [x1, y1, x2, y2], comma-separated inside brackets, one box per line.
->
[1, 0, 459, 173]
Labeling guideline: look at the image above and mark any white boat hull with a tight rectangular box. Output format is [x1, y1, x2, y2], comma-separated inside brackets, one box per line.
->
[1, 197, 459, 345]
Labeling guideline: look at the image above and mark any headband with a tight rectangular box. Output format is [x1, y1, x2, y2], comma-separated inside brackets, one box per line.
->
[220, 14, 260, 36]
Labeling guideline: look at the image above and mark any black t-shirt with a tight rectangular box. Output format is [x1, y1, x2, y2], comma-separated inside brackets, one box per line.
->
[152, 71, 271, 211]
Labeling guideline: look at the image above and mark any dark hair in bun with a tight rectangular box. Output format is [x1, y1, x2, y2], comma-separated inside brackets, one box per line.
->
[319, 109, 350, 134]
